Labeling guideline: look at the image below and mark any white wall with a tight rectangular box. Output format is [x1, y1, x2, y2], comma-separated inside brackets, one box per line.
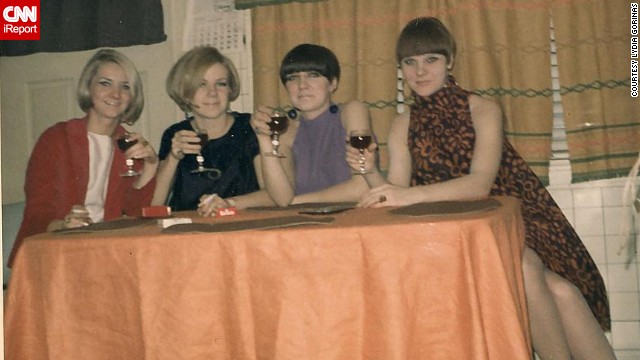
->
[547, 175, 640, 360]
[0, 0, 253, 285]
[0, 0, 253, 205]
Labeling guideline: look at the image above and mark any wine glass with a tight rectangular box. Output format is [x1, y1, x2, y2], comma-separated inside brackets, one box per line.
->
[349, 129, 373, 175]
[117, 133, 141, 177]
[190, 128, 221, 178]
[264, 107, 290, 158]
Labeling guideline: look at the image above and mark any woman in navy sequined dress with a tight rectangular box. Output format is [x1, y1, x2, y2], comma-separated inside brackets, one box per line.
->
[153, 46, 273, 214]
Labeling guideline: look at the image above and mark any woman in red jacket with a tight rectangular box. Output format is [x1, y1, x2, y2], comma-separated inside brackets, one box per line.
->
[8, 49, 158, 267]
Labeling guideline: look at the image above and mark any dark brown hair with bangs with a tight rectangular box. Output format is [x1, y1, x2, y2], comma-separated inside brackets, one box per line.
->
[279, 43, 341, 85]
[396, 17, 457, 66]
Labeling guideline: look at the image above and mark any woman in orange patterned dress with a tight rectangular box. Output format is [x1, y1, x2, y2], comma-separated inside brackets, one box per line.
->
[348, 17, 616, 360]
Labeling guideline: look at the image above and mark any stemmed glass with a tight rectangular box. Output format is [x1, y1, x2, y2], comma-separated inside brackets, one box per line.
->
[349, 129, 373, 175]
[264, 107, 290, 158]
[117, 132, 141, 177]
[190, 127, 221, 178]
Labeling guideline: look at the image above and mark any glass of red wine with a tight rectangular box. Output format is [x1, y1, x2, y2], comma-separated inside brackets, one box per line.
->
[190, 128, 221, 178]
[264, 107, 290, 158]
[349, 129, 373, 174]
[117, 133, 141, 177]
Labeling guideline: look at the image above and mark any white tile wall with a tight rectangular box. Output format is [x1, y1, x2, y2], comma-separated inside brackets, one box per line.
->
[548, 177, 640, 355]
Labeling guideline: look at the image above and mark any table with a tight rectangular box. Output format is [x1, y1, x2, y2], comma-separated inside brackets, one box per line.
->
[4, 196, 531, 360]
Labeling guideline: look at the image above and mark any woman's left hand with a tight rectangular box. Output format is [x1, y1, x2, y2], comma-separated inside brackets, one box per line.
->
[358, 184, 414, 208]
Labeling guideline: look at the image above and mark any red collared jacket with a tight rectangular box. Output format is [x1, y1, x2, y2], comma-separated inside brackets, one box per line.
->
[8, 117, 156, 267]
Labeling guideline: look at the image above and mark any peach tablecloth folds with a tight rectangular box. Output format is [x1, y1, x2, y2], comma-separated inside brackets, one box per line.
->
[4, 196, 531, 360]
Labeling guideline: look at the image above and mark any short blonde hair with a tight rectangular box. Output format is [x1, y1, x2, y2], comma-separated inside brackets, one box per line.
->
[166, 46, 241, 113]
[77, 49, 144, 125]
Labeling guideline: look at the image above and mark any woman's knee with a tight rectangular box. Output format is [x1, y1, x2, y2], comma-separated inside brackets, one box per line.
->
[522, 247, 546, 280]
[544, 271, 583, 304]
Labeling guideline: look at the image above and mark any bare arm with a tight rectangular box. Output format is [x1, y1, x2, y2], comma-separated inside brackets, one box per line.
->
[360, 95, 503, 207]
[197, 154, 276, 215]
[292, 100, 372, 203]
[251, 106, 297, 206]
[346, 111, 411, 189]
[292, 176, 369, 203]
[221, 155, 276, 209]
[385, 111, 412, 186]
[151, 129, 201, 205]
[340, 100, 372, 133]
[151, 156, 178, 205]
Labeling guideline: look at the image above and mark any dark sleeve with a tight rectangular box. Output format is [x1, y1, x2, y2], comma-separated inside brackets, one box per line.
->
[236, 112, 260, 158]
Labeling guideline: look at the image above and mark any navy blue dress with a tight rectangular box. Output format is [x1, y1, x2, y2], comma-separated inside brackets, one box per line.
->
[158, 112, 260, 210]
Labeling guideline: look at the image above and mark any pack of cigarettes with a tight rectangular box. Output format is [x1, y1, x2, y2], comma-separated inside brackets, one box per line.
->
[215, 207, 237, 217]
[142, 205, 171, 218]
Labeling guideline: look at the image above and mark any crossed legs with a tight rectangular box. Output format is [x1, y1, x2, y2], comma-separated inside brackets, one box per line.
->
[522, 247, 617, 360]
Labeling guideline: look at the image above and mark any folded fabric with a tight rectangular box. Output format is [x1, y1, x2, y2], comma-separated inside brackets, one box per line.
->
[389, 198, 502, 217]
[53, 218, 155, 234]
[162, 215, 335, 233]
[247, 202, 357, 212]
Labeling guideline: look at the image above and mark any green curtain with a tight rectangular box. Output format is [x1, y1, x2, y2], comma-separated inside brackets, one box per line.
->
[250, 0, 554, 179]
[552, 1, 640, 182]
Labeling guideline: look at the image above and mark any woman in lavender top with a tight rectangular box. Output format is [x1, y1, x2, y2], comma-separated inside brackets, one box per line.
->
[251, 44, 373, 206]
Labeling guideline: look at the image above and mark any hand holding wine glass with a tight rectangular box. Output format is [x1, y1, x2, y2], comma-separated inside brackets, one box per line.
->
[117, 132, 141, 177]
[264, 106, 291, 158]
[189, 125, 221, 178]
[349, 129, 373, 174]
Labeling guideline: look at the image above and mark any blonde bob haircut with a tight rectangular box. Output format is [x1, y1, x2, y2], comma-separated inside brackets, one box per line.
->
[166, 46, 241, 113]
[77, 49, 144, 125]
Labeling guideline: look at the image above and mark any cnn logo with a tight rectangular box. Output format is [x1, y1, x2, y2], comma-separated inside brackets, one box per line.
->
[3, 6, 37, 22]
[1, 0, 40, 41]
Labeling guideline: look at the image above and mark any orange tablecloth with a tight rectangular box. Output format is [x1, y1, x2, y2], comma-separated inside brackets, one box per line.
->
[4, 196, 531, 360]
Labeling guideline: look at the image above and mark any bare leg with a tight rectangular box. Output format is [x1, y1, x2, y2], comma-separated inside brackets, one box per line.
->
[522, 247, 572, 360]
[544, 270, 616, 360]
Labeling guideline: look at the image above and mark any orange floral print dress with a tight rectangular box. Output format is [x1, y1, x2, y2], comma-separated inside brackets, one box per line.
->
[408, 76, 611, 330]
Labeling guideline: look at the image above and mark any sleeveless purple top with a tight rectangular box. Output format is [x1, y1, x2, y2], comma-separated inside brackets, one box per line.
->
[292, 106, 351, 195]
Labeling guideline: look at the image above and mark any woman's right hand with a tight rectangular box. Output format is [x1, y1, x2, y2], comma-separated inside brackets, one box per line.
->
[346, 140, 377, 174]
[250, 106, 274, 138]
[170, 129, 201, 160]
